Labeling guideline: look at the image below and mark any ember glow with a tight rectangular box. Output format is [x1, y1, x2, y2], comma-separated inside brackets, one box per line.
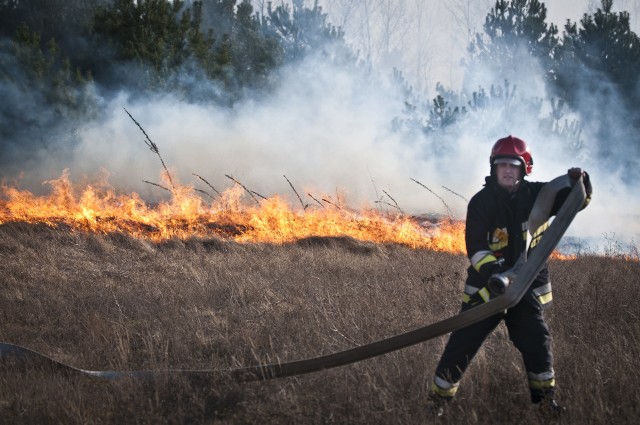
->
[0, 170, 467, 253]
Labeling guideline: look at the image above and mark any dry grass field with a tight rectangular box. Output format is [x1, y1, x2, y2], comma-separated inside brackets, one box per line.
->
[1, 222, 638, 424]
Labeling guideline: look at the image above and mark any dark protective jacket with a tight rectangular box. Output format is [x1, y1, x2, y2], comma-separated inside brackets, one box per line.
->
[463, 176, 571, 309]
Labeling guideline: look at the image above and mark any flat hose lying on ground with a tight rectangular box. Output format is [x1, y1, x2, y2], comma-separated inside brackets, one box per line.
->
[0, 175, 587, 382]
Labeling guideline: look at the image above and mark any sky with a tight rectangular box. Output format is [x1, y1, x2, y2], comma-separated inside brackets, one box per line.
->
[548, 0, 640, 26]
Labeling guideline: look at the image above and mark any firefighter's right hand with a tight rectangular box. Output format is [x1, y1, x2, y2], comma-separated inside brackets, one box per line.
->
[486, 259, 506, 277]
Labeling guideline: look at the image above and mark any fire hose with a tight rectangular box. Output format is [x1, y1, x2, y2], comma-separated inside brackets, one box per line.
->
[0, 175, 586, 383]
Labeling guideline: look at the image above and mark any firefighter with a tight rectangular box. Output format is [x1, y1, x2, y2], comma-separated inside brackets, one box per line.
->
[429, 135, 592, 415]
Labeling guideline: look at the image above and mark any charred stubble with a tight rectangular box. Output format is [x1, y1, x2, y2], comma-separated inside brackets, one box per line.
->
[0, 223, 638, 424]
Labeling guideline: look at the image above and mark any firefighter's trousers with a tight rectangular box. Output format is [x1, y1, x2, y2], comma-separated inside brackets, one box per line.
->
[434, 299, 555, 402]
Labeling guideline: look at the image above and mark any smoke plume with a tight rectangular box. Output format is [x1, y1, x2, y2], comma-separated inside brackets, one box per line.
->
[1, 5, 638, 254]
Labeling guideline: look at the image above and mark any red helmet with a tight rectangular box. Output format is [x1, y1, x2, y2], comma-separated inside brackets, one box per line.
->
[490, 135, 533, 175]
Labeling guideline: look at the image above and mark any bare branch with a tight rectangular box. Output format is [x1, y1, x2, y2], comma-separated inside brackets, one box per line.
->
[192, 173, 222, 197]
[251, 191, 268, 200]
[322, 197, 342, 210]
[382, 190, 404, 214]
[375, 200, 403, 214]
[194, 188, 216, 200]
[441, 185, 469, 203]
[225, 174, 261, 206]
[366, 165, 380, 201]
[307, 193, 325, 208]
[410, 178, 453, 219]
[125, 108, 175, 190]
[142, 180, 170, 192]
[284, 175, 309, 210]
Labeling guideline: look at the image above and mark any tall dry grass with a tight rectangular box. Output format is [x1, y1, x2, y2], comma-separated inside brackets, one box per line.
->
[0, 222, 638, 424]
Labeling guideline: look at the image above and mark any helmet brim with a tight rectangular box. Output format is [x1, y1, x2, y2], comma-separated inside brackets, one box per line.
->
[493, 157, 522, 166]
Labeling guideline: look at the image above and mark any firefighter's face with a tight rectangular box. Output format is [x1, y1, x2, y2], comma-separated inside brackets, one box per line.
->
[496, 162, 522, 192]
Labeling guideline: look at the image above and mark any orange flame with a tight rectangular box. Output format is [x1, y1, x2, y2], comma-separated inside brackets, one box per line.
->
[0, 171, 466, 254]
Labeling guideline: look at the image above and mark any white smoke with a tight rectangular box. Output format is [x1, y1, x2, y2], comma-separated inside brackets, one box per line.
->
[63, 43, 639, 254]
[3, 1, 639, 254]
[71, 55, 428, 211]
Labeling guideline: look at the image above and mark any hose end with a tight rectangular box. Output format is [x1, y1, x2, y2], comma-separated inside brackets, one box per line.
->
[488, 274, 510, 295]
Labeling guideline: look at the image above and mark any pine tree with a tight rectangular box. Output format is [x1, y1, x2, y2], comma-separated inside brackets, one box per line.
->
[265, 0, 346, 61]
[93, 0, 219, 90]
[465, 0, 559, 88]
[553, 0, 640, 172]
[555, 0, 640, 105]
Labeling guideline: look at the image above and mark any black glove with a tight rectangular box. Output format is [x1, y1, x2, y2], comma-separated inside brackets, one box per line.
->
[480, 258, 505, 282]
[568, 168, 592, 208]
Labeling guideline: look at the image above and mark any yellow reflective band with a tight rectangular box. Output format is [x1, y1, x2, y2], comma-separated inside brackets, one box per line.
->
[472, 252, 498, 272]
[431, 381, 459, 397]
[479, 287, 490, 303]
[537, 292, 553, 304]
[529, 378, 556, 390]
[462, 293, 471, 303]
[464, 284, 480, 294]
[488, 240, 508, 251]
[527, 221, 550, 248]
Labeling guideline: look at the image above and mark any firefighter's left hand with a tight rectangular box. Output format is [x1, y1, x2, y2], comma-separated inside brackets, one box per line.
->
[568, 167, 592, 207]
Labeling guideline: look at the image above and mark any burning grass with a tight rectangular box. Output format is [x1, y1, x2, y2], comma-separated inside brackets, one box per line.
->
[1, 222, 639, 424]
[0, 170, 466, 252]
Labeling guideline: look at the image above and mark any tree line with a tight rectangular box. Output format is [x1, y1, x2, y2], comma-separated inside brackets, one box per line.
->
[0, 0, 345, 101]
[394, 0, 640, 176]
[472, 0, 639, 129]
[0, 0, 347, 164]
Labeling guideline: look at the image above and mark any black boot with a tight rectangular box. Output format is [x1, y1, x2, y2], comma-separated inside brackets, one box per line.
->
[545, 398, 565, 413]
[532, 388, 566, 418]
[427, 393, 452, 417]
[535, 397, 566, 418]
